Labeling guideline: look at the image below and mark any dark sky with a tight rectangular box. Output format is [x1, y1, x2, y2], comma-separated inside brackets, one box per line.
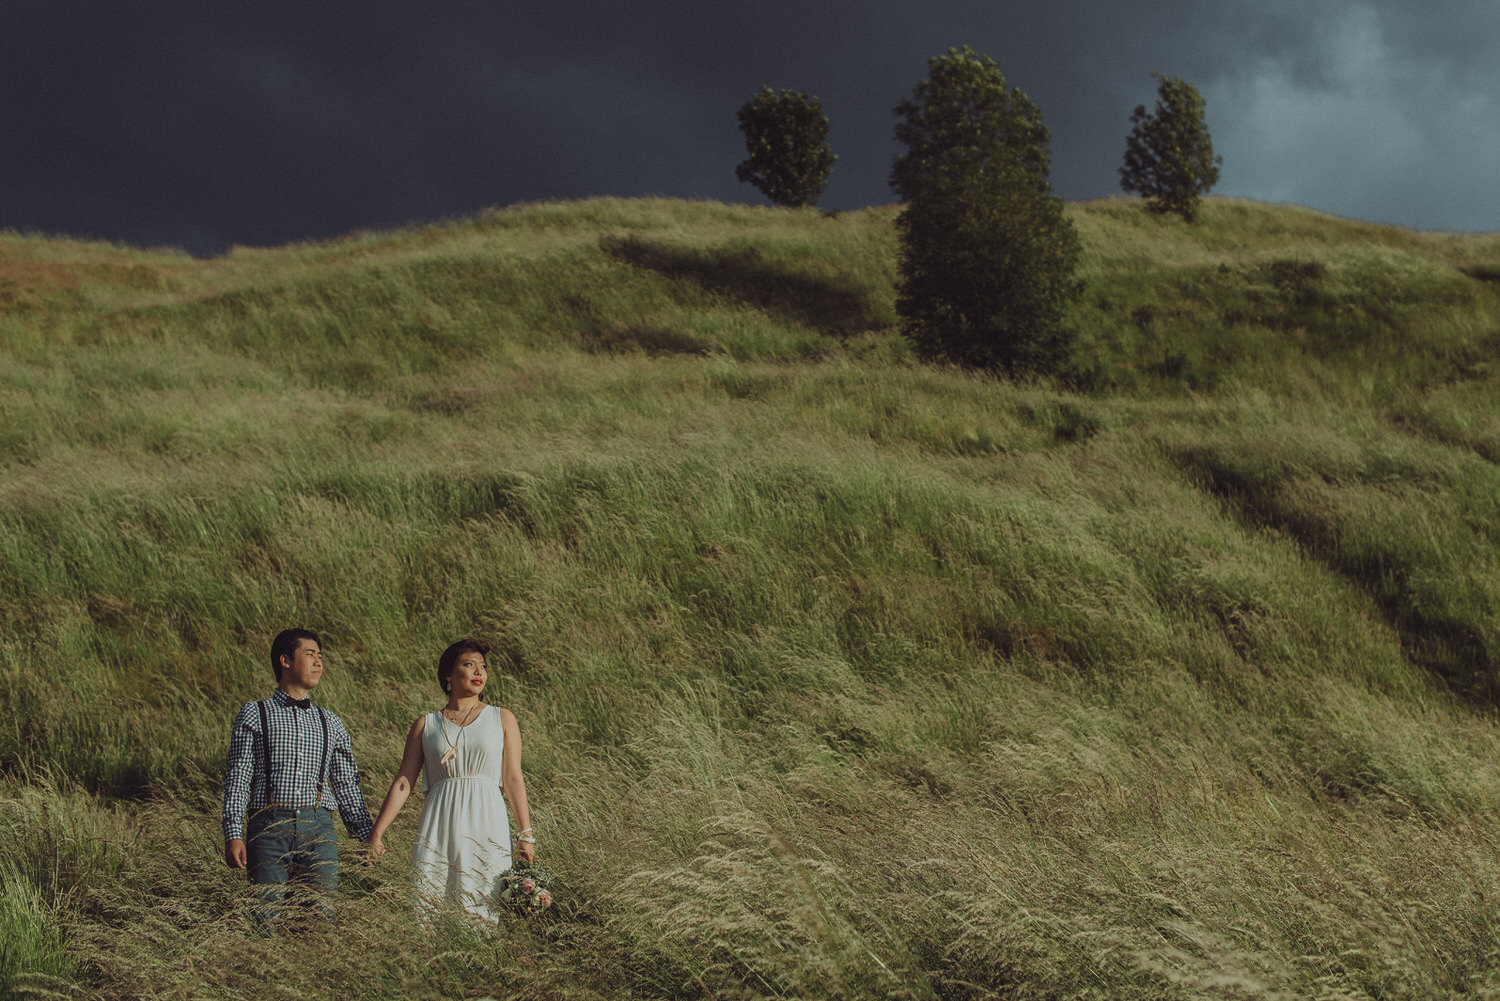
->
[4, 2, 1497, 256]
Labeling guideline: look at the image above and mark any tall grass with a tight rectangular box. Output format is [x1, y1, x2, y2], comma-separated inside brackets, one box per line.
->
[2, 196, 1500, 998]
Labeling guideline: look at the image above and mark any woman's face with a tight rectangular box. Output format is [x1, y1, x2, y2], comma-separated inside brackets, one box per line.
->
[448, 651, 487, 698]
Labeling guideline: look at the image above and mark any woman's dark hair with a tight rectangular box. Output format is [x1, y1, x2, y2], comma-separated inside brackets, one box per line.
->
[437, 638, 490, 693]
[270, 628, 321, 681]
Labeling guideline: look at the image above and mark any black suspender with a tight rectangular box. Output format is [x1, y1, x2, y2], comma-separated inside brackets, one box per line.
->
[315, 707, 330, 804]
[256, 698, 331, 808]
[258, 700, 276, 804]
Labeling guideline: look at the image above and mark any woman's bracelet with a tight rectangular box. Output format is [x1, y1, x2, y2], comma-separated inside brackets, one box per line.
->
[518, 833, 537, 844]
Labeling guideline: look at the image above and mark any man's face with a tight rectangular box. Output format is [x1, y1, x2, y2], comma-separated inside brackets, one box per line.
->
[281, 639, 324, 692]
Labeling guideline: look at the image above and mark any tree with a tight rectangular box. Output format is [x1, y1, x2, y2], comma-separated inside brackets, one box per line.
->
[890, 47, 1080, 374]
[734, 87, 836, 208]
[1119, 73, 1223, 222]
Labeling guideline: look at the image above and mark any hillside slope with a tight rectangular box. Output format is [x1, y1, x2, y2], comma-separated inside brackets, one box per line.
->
[3, 197, 1500, 999]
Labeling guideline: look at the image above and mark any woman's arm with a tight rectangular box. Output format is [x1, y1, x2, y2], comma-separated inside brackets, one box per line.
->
[499, 707, 534, 864]
[368, 716, 426, 859]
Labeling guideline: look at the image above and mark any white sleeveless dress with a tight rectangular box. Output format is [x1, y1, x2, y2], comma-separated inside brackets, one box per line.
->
[411, 705, 513, 919]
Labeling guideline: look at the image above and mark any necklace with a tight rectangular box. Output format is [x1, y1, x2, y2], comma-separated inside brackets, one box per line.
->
[437, 702, 481, 773]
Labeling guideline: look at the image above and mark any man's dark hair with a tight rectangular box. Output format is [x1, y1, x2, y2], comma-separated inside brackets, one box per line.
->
[437, 638, 491, 693]
[270, 629, 321, 681]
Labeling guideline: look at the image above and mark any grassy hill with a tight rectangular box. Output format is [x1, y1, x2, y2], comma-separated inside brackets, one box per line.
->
[3, 196, 1499, 1000]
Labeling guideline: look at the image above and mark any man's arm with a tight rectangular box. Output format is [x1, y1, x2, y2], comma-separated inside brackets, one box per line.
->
[222, 704, 257, 868]
[329, 716, 375, 842]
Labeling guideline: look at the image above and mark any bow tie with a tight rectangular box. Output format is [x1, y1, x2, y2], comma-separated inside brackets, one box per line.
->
[289, 697, 312, 709]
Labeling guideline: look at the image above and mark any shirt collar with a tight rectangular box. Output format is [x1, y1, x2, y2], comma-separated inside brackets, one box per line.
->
[273, 689, 314, 709]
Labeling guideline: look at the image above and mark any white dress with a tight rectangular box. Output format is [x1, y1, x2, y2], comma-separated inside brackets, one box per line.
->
[411, 705, 513, 919]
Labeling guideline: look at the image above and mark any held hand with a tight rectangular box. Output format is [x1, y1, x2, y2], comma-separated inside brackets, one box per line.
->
[365, 836, 387, 865]
[225, 838, 247, 870]
[517, 839, 535, 865]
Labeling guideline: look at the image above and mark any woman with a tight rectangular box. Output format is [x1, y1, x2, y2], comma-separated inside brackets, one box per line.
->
[369, 638, 535, 919]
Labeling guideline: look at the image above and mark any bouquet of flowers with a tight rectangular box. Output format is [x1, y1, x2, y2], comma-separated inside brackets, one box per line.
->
[496, 860, 555, 914]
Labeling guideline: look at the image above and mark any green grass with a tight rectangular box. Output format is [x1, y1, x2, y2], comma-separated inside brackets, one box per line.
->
[3, 195, 1500, 998]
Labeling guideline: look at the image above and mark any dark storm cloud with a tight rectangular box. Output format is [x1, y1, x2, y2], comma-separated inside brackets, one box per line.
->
[2, 2, 1496, 255]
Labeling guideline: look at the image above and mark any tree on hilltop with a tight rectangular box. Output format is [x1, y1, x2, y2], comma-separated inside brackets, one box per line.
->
[734, 87, 836, 208]
[1119, 73, 1223, 222]
[890, 47, 1080, 375]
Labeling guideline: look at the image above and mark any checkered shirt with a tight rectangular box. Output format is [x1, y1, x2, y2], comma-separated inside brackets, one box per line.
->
[221, 688, 374, 843]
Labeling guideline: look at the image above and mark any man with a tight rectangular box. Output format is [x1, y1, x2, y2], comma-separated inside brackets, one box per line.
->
[222, 628, 374, 930]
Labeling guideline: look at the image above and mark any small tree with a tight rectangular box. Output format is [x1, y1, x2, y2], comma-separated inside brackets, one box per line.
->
[891, 47, 1080, 374]
[734, 87, 836, 208]
[1119, 73, 1223, 222]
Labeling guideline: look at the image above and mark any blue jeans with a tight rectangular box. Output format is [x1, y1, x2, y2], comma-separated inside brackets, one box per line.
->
[247, 808, 338, 932]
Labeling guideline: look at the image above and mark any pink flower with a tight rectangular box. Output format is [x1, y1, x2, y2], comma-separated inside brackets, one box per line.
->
[536, 890, 552, 908]
[520, 879, 536, 894]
